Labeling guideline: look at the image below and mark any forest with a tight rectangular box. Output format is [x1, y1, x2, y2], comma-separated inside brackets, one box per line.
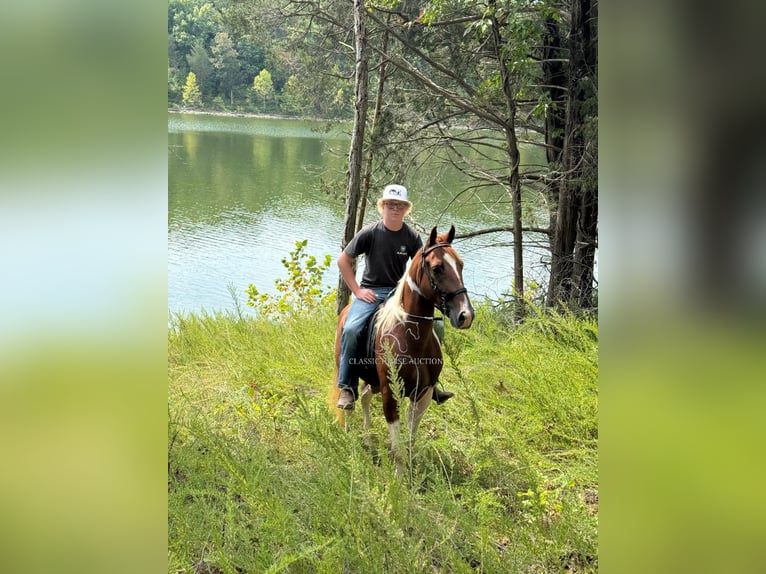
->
[168, 0, 355, 117]
[168, 0, 598, 317]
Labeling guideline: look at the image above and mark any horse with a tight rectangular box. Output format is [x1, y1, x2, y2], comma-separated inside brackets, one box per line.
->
[330, 225, 475, 472]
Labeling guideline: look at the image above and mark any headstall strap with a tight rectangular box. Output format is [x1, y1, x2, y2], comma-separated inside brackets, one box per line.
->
[421, 242, 452, 257]
[418, 242, 467, 314]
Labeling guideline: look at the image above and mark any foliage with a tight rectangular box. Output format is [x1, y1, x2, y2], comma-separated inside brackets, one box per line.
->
[280, 75, 310, 116]
[252, 68, 275, 110]
[210, 31, 241, 103]
[168, 0, 355, 116]
[181, 71, 203, 108]
[245, 239, 335, 319]
[168, 300, 598, 572]
[169, 0, 218, 55]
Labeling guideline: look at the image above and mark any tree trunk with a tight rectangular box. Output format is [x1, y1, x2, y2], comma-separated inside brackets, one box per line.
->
[574, 181, 597, 308]
[358, 21, 391, 233]
[491, 9, 525, 322]
[546, 0, 597, 309]
[337, 0, 370, 314]
[542, 6, 567, 280]
[542, 11, 567, 169]
[508, 118, 525, 323]
[548, 179, 578, 305]
[573, 0, 598, 309]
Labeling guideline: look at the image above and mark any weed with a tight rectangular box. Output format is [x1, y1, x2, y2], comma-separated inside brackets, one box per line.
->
[169, 275, 597, 572]
[245, 239, 335, 319]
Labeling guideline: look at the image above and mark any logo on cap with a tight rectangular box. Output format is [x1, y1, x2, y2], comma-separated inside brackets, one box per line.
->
[382, 184, 409, 203]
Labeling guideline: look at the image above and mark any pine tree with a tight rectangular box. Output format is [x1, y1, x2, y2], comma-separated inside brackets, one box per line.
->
[182, 72, 203, 108]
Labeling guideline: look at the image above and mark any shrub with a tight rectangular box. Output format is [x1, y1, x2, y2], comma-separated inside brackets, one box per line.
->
[245, 239, 335, 318]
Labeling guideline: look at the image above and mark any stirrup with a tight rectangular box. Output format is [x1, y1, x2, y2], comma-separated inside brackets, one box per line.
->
[432, 387, 454, 405]
[337, 389, 356, 410]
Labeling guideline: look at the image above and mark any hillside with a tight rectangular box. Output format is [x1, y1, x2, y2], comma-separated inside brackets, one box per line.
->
[168, 304, 598, 573]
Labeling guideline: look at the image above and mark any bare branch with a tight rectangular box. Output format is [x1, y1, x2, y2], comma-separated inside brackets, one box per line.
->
[457, 225, 551, 239]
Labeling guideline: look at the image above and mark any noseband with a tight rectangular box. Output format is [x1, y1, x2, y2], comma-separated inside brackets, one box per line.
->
[418, 243, 468, 314]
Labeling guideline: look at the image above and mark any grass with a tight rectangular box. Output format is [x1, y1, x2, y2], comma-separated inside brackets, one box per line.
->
[168, 303, 598, 573]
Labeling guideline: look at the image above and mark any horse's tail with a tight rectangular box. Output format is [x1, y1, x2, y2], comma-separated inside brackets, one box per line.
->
[328, 361, 345, 425]
[329, 305, 349, 424]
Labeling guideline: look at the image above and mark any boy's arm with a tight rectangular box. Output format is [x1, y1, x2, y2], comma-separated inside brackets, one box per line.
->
[337, 251, 376, 303]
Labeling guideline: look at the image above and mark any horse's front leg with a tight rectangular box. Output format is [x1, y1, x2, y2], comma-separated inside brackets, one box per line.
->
[387, 420, 405, 477]
[384, 388, 432, 478]
[359, 383, 380, 457]
[408, 385, 433, 438]
[360, 383, 373, 431]
[379, 377, 405, 475]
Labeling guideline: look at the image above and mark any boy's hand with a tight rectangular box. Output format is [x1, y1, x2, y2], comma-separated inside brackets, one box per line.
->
[355, 288, 377, 303]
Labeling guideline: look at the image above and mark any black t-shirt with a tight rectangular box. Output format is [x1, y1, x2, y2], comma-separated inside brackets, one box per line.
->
[344, 221, 423, 289]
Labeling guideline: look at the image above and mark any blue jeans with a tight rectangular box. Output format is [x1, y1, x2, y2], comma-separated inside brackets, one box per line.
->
[338, 287, 392, 397]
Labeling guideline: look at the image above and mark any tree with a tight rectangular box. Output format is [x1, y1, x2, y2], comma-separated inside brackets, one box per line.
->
[168, 65, 183, 103]
[362, 1, 597, 316]
[281, 75, 309, 116]
[207, 0, 598, 314]
[488, 4, 526, 322]
[186, 38, 215, 101]
[232, 35, 267, 100]
[357, 17, 392, 233]
[546, 0, 598, 309]
[169, 0, 219, 104]
[210, 31, 241, 106]
[337, 0, 369, 313]
[253, 69, 275, 111]
[169, 0, 217, 56]
[361, 3, 534, 320]
[182, 72, 203, 108]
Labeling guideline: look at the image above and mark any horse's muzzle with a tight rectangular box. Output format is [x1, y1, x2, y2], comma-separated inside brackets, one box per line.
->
[448, 296, 474, 329]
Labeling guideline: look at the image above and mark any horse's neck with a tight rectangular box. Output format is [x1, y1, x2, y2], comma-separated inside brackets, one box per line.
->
[401, 280, 434, 319]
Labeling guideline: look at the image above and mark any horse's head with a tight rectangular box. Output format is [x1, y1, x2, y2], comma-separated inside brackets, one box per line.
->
[419, 225, 475, 329]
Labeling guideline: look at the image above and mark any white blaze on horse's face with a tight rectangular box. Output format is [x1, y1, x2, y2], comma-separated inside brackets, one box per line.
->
[443, 252, 460, 280]
[431, 247, 474, 329]
[445, 265, 474, 329]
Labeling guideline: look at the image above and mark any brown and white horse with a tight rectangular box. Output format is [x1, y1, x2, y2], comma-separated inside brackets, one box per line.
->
[331, 225, 474, 471]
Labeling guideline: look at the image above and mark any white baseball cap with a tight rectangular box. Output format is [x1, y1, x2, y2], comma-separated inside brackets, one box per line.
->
[380, 184, 411, 205]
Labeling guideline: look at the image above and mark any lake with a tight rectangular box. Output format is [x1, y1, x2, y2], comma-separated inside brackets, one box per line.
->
[168, 112, 550, 315]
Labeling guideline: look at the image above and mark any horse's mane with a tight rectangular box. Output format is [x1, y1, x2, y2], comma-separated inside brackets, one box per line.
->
[375, 260, 411, 335]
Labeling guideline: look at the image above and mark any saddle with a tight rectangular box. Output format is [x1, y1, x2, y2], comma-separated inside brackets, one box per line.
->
[351, 306, 383, 387]
[351, 306, 446, 392]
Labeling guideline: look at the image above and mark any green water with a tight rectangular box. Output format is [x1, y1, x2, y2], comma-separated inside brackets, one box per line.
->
[168, 112, 549, 314]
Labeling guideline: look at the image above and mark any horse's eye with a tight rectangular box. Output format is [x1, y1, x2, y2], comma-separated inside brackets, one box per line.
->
[432, 264, 443, 274]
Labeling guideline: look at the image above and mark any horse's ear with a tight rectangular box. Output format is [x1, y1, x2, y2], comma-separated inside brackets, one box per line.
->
[447, 224, 456, 244]
[427, 226, 438, 247]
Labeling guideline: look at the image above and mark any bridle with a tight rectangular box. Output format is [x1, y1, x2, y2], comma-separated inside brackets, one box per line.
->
[417, 243, 468, 315]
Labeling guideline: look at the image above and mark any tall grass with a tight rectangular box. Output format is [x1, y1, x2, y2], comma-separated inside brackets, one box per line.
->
[168, 303, 597, 573]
